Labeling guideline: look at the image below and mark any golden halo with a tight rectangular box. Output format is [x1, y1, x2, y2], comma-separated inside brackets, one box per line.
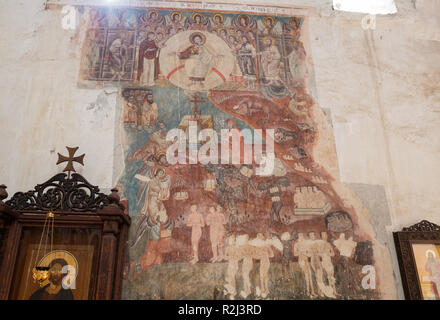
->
[238, 14, 250, 26]
[289, 17, 301, 27]
[192, 12, 204, 23]
[166, 24, 176, 34]
[38, 250, 78, 287]
[426, 249, 437, 258]
[263, 36, 275, 46]
[217, 27, 228, 36]
[147, 9, 159, 20]
[228, 33, 239, 45]
[212, 13, 224, 24]
[264, 16, 274, 26]
[189, 32, 206, 45]
[141, 24, 153, 31]
[155, 152, 166, 161]
[170, 11, 182, 22]
[155, 31, 165, 40]
[154, 167, 166, 178]
[235, 27, 246, 37]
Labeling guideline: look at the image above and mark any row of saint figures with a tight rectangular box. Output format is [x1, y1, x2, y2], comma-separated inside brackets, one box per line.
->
[83, 9, 307, 95]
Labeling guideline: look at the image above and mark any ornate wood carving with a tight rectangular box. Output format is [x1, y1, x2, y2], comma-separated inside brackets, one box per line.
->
[402, 220, 440, 232]
[0, 146, 130, 300]
[0, 185, 8, 204]
[5, 173, 124, 212]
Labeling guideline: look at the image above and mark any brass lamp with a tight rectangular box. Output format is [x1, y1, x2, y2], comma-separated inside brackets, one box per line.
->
[32, 211, 55, 286]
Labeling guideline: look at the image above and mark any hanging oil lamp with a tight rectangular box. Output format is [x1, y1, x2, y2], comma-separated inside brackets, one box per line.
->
[32, 211, 55, 286]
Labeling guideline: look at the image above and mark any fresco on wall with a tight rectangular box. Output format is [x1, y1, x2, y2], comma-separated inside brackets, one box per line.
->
[80, 7, 387, 299]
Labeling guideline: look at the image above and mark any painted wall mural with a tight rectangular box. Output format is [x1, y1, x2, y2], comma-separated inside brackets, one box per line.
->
[79, 7, 393, 299]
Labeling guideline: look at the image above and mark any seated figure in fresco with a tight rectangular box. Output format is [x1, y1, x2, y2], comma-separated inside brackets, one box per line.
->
[177, 33, 213, 87]
[108, 30, 129, 81]
[29, 259, 74, 300]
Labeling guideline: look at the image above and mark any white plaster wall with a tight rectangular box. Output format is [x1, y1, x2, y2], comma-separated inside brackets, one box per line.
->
[0, 0, 117, 195]
[308, 1, 440, 229]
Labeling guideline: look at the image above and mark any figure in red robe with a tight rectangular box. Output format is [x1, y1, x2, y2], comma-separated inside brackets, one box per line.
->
[138, 32, 160, 86]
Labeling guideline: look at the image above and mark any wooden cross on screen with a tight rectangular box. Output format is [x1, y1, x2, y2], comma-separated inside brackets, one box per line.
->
[56, 146, 85, 177]
[188, 92, 205, 118]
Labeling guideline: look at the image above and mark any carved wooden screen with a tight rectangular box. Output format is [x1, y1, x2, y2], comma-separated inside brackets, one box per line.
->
[0, 172, 130, 300]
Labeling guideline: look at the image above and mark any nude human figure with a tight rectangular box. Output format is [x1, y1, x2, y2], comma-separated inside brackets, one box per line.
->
[249, 233, 275, 299]
[224, 234, 239, 299]
[186, 204, 205, 264]
[319, 232, 337, 295]
[206, 205, 227, 262]
[333, 233, 356, 258]
[294, 233, 316, 297]
[308, 232, 336, 298]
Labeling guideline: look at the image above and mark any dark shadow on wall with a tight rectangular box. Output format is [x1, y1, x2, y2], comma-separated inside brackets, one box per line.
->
[349, 182, 404, 299]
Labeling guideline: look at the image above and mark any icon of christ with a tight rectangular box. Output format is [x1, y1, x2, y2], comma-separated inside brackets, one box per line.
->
[170, 32, 224, 88]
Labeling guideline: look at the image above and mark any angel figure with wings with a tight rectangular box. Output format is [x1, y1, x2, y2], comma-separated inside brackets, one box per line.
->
[257, 16, 282, 35]
[139, 9, 166, 28]
[128, 166, 174, 278]
[232, 14, 257, 34]
[184, 12, 210, 31]
[283, 17, 302, 39]
[210, 13, 230, 34]
[135, 167, 170, 223]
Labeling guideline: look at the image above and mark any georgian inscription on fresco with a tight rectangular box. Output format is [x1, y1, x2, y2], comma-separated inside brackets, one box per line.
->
[80, 8, 380, 300]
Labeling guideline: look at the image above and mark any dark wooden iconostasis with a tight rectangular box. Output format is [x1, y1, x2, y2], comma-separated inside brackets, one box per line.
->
[0, 151, 130, 300]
